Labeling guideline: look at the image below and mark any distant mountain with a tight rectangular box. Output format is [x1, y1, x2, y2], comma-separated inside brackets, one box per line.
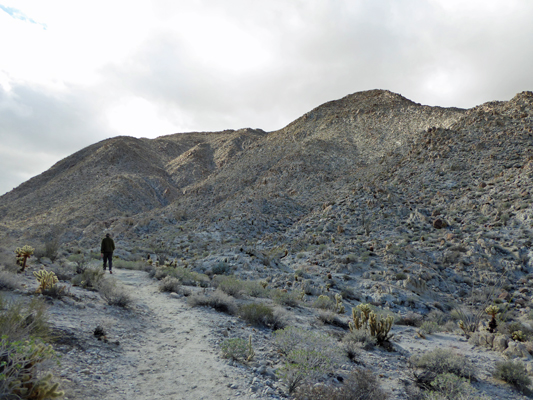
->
[1, 89, 532, 250]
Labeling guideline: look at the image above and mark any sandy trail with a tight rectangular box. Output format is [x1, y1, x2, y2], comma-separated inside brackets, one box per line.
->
[98, 268, 246, 400]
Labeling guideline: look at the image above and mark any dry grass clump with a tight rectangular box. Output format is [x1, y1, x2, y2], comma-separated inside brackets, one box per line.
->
[493, 360, 531, 392]
[239, 303, 288, 330]
[155, 266, 209, 287]
[0, 269, 19, 290]
[293, 369, 387, 400]
[271, 289, 301, 307]
[71, 266, 104, 289]
[410, 348, 477, 390]
[213, 276, 247, 297]
[187, 289, 238, 315]
[317, 311, 349, 330]
[158, 276, 181, 293]
[342, 329, 376, 352]
[274, 326, 345, 393]
[0, 295, 63, 399]
[0, 296, 50, 343]
[96, 279, 133, 308]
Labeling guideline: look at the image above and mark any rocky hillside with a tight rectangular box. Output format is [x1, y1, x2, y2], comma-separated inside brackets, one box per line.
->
[2, 88, 533, 399]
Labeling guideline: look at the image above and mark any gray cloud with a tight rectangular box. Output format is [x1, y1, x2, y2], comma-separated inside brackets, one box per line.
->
[1, 0, 533, 196]
[0, 83, 116, 194]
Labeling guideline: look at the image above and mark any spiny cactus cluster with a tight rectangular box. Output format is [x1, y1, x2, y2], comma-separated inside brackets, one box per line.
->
[349, 303, 393, 345]
[485, 305, 499, 333]
[334, 294, 345, 314]
[33, 270, 59, 293]
[15, 245, 34, 272]
[4, 338, 64, 400]
[12, 373, 64, 400]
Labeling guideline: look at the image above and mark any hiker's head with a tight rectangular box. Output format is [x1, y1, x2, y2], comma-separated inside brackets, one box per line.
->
[106, 233, 111, 238]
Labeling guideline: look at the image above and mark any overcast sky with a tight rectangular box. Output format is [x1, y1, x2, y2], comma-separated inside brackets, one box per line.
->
[1, 0, 532, 196]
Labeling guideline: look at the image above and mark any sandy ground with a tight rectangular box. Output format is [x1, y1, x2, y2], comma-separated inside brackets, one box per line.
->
[45, 268, 262, 400]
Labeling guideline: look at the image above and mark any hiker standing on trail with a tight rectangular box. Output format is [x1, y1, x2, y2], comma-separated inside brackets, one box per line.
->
[101, 233, 115, 274]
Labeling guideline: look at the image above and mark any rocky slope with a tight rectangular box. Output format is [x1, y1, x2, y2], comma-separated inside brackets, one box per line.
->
[2, 88, 533, 399]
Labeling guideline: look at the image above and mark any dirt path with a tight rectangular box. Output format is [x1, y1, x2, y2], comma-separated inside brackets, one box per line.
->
[51, 268, 257, 400]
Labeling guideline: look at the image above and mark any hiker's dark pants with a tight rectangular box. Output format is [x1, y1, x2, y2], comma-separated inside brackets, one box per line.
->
[103, 252, 113, 271]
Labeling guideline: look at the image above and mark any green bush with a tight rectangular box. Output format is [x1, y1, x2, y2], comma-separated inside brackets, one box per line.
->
[155, 267, 209, 287]
[423, 373, 488, 400]
[220, 337, 254, 362]
[215, 276, 246, 297]
[0, 296, 50, 343]
[411, 349, 476, 387]
[493, 360, 531, 392]
[96, 279, 132, 308]
[0, 295, 62, 399]
[158, 276, 181, 293]
[0, 270, 19, 290]
[312, 295, 336, 311]
[239, 303, 275, 327]
[293, 368, 387, 400]
[212, 262, 231, 276]
[342, 329, 376, 352]
[271, 289, 301, 307]
[420, 321, 441, 335]
[187, 289, 238, 315]
[71, 267, 104, 289]
[113, 259, 145, 270]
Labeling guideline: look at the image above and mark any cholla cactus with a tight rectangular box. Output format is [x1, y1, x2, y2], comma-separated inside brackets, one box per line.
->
[33, 270, 59, 293]
[334, 294, 345, 314]
[486, 305, 499, 333]
[512, 330, 526, 342]
[349, 303, 394, 345]
[368, 312, 394, 344]
[16, 245, 34, 271]
[247, 335, 255, 361]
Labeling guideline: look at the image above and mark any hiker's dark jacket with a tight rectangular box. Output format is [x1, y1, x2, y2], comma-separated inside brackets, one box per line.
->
[101, 237, 115, 253]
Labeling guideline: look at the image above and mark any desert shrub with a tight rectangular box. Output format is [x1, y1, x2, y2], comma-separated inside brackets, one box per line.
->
[211, 262, 231, 276]
[156, 267, 209, 287]
[215, 276, 246, 297]
[49, 264, 76, 281]
[71, 267, 104, 289]
[312, 295, 336, 311]
[66, 253, 84, 263]
[271, 289, 301, 307]
[158, 276, 181, 293]
[96, 279, 132, 308]
[493, 360, 531, 392]
[396, 311, 423, 327]
[342, 329, 376, 351]
[0, 296, 50, 343]
[277, 349, 335, 394]
[423, 373, 488, 400]
[0, 270, 19, 290]
[0, 257, 19, 274]
[187, 289, 238, 315]
[293, 368, 387, 400]
[220, 336, 254, 362]
[410, 349, 476, 388]
[41, 284, 69, 299]
[274, 326, 344, 362]
[113, 259, 145, 270]
[243, 281, 270, 298]
[317, 311, 350, 330]
[275, 327, 345, 393]
[420, 321, 441, 335]
[239, 303, 275, 328]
